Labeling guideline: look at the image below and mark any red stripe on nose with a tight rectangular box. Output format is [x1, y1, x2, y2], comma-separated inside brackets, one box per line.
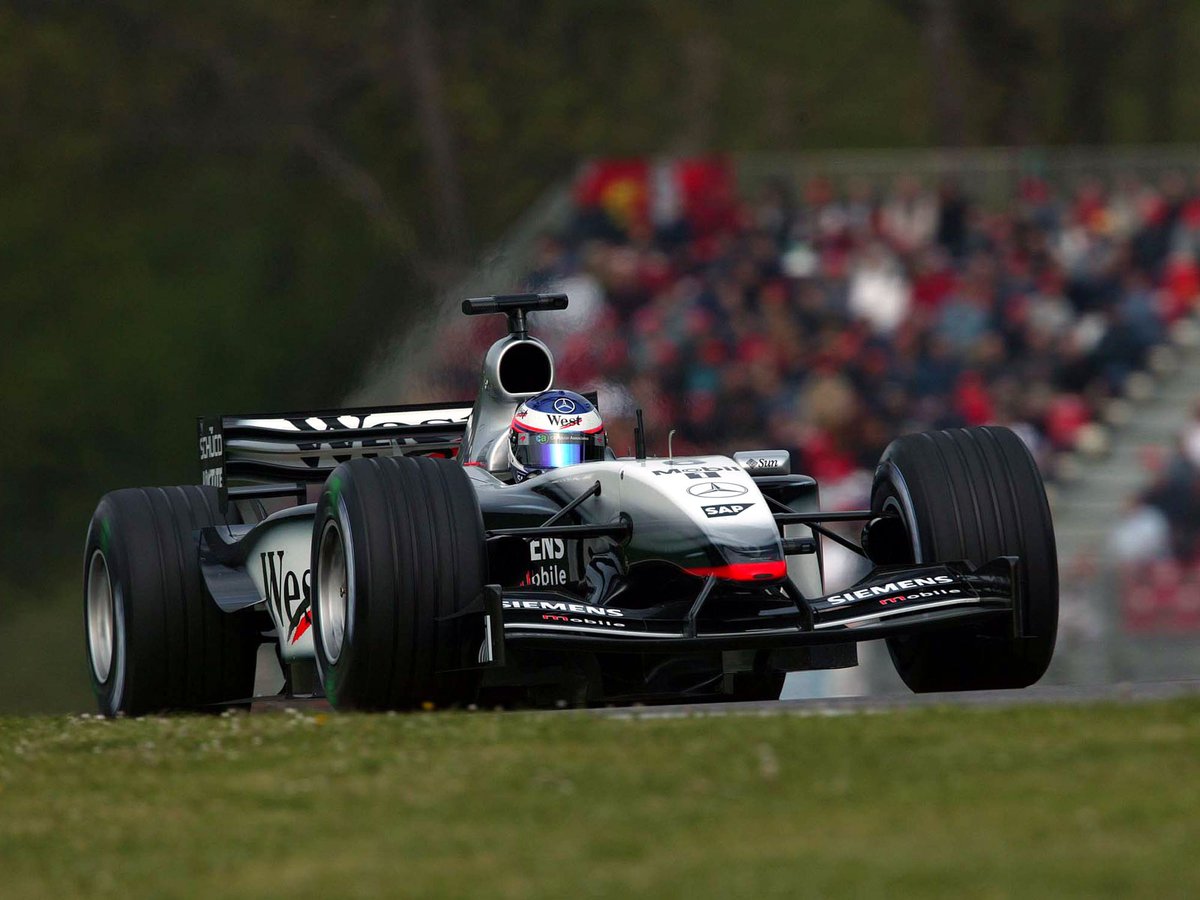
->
[683, 561, 787, 581]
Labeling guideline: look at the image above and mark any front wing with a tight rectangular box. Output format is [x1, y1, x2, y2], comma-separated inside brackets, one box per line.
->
[482, 557, 1022, 656]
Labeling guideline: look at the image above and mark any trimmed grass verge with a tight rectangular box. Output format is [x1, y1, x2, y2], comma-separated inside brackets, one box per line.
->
[1, 700, 1198, 898]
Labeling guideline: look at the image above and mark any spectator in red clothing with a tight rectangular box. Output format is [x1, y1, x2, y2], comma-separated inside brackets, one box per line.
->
[954, 371, 994, 426]
[1162, 249, 1200, 321]
[911, 246, 957, 315]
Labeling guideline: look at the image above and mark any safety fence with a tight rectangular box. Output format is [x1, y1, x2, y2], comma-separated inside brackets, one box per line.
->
[738, 144, 1200, 203]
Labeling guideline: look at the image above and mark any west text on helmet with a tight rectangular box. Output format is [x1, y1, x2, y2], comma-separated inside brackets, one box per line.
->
[825, 575, 956, 605]
[502, 599, 624, 617]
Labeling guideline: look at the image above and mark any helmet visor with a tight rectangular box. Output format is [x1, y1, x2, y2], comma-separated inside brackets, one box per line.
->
[514, 431, 605, 471]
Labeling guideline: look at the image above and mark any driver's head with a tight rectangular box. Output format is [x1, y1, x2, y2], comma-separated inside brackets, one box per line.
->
[508, 390, 606, 482]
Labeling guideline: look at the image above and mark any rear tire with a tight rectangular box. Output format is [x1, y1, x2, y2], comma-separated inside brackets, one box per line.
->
[83, 486, 260, 716]
[311, 456, 487, 710]
[871, 426, 1058, 692]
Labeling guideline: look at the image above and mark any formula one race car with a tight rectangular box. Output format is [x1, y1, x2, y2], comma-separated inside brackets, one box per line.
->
[83, 294, 1058, 715]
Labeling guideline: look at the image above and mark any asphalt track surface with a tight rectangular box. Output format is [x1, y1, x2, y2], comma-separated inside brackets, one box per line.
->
[585, 679, 1200, 718]
[253, 679, 1200, 716]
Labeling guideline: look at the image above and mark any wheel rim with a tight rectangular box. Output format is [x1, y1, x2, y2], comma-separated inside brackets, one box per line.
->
[318, 520, 349, 665]
[86, 550, 115, 683]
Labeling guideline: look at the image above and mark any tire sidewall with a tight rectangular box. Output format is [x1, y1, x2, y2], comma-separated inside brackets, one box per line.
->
[309, 457, 487, 711]
[872, 459, 924, 563]
[84, 499, 133, 716]
[83, 486, 258, 716]
[311, 489, 363, 707]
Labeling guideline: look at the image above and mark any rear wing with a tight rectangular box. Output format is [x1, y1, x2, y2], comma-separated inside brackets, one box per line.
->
[198, 400, 472, 510]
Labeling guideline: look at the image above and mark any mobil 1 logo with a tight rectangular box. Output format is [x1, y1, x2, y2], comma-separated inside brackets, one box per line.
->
[702, 503, 753, 518]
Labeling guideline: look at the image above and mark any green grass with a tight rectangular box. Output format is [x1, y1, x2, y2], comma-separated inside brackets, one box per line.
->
[1, 701, 1198, 898]
[1, 583, 92, 715]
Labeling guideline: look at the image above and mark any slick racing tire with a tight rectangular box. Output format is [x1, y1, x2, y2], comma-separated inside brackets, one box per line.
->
[871, 426, 1058, 693]
[311, 456, 487, 711]
[83, 486, 261, 716]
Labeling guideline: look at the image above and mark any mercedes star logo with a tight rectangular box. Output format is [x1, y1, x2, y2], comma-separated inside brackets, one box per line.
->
[686, 480, 748, 499]
[553, 397, 577, 413]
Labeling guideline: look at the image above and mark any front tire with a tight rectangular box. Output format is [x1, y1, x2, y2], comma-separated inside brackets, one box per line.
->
[871, 426, 1058, 692]
[311, 456, 487, 710]
[83, 486, 260, 716]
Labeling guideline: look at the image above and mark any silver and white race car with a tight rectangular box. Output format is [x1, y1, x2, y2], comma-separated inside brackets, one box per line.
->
[83, 294, 1058, 714]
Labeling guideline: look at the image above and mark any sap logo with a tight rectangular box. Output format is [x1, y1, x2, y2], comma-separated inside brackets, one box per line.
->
[259, 550, 313, 644]
[198, 432, 223, 460]
[529, 538, 566, 561]
[702, 503, 753, 518]
[546, 414, 584, 428]
[825, 575, 956, 605]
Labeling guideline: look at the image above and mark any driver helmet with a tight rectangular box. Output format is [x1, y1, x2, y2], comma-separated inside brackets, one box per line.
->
[508, 390, 606, 482]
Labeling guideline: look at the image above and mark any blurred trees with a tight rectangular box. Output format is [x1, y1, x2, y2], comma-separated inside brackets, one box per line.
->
[895, 0, 1193, 146]
[3, 0, 1200, 592]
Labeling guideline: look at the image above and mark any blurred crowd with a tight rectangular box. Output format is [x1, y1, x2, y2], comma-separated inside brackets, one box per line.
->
[440, 158, 1200, 516]
[1109, 403, 1200, 632]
